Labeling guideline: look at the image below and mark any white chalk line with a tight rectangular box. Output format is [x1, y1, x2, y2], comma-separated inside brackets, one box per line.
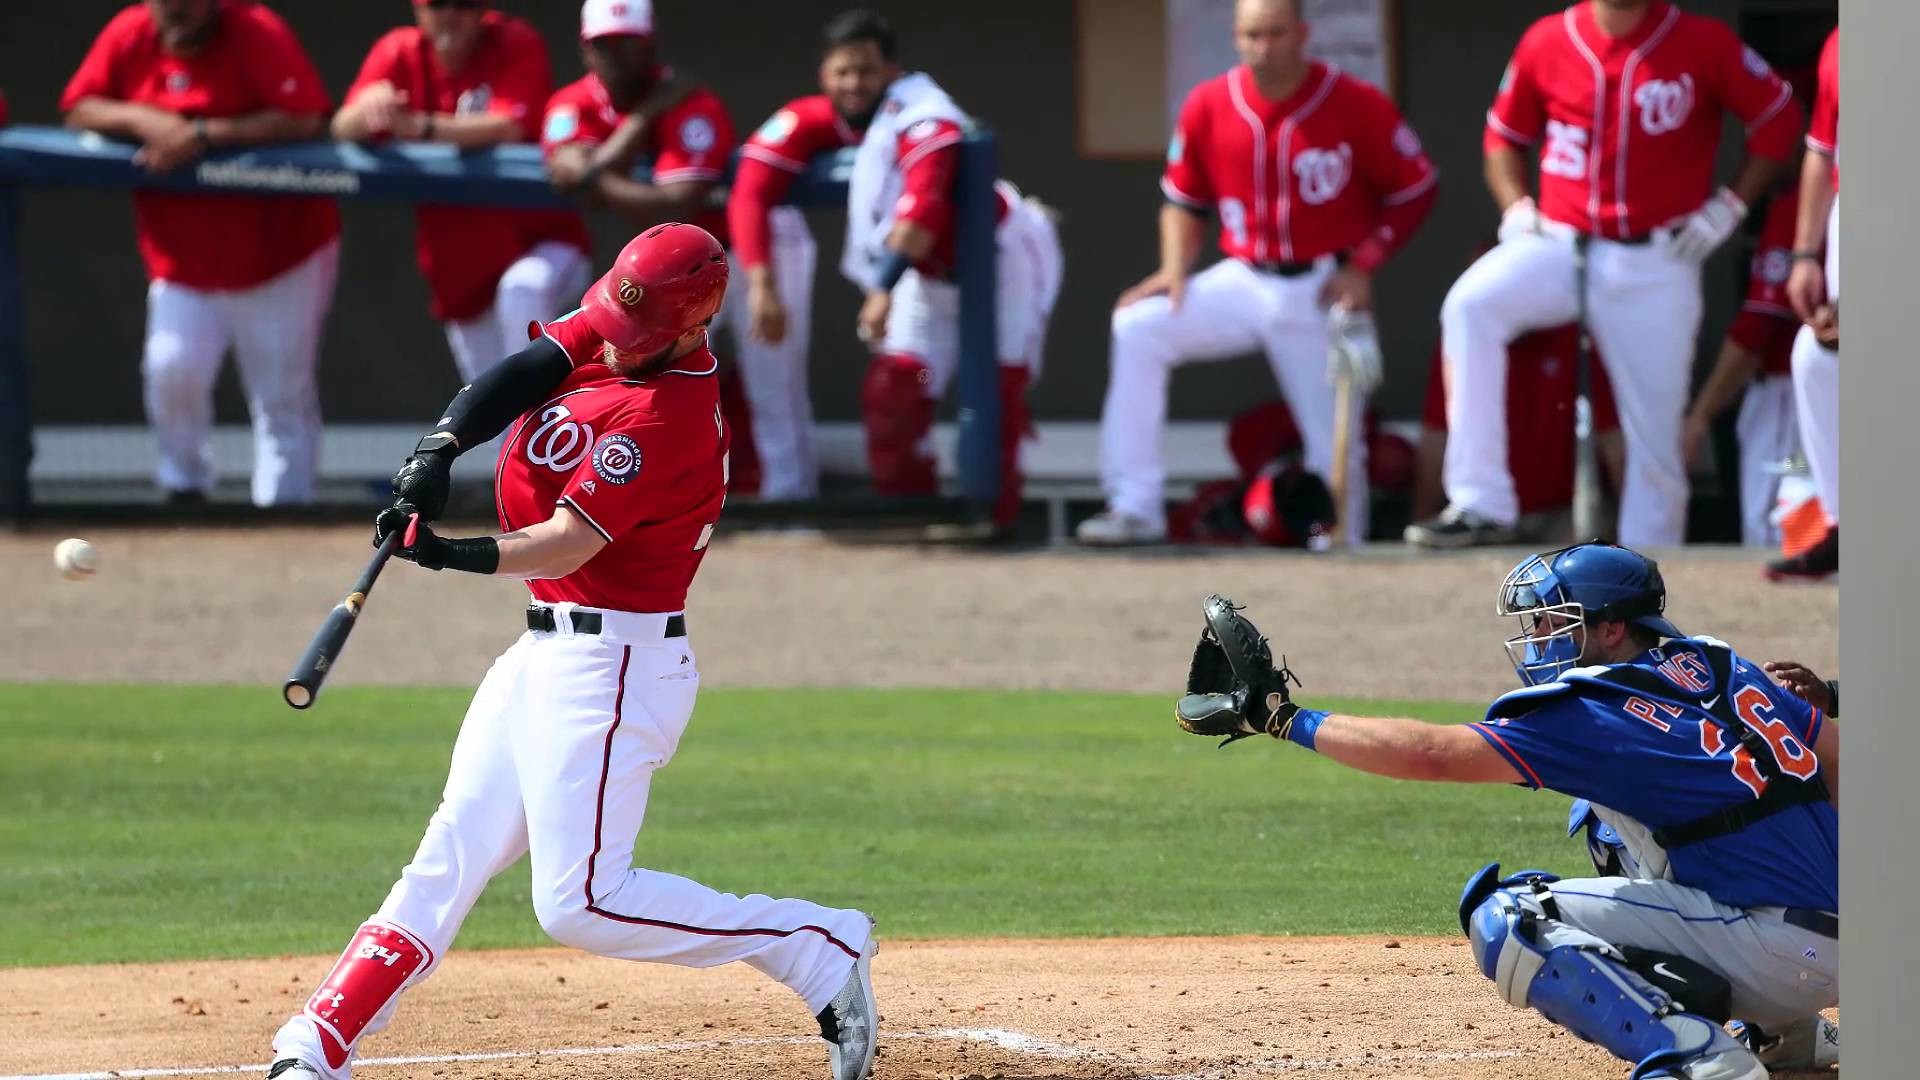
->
[1, 1027, 1534, 1080]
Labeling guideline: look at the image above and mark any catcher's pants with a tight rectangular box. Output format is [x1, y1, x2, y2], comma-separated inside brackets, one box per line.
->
[1440, 227, 1702, 547]
[1792, 201, 1840, 525]
[1096, 256, 1367, 541]
[442, 241, 594, 385]
[142, 239, 338, 505]
[1539, 875, 1837, 1030]
[273, 613, 872, 1079]
[718, 208, 820, 500]
[1735, 375, 1798, 548]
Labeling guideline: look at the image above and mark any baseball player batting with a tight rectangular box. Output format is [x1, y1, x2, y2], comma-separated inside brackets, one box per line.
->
[61, 0, 339, 507]
[264, 224, 878, 1080]
[1176, 541, 1839, 1078]
[1077, 0, 1437, 547]
[1409, 0, 1805, 551]
[1776, 26, 1840, 581]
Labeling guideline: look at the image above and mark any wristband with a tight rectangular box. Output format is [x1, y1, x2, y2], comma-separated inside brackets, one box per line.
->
[1281, 708, 1329, 751]
[439, 536, 500, 575]
[414, 430, 461, 457]
[422, 113, 437, 140]
[193, 116, 212, 152]
[874, 249, 913, 291]
[1790, 251, 1824, 263]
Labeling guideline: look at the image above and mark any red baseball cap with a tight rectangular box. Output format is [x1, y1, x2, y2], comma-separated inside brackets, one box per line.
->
[580, 223, 729, 355]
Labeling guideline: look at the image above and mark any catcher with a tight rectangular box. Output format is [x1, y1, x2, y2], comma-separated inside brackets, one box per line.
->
[1176, 541, 1838, 1079]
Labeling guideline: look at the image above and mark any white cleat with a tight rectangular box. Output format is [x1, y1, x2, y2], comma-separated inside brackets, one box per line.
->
[1729, 1015, 1838, 1072]
[815, 938, 879, 1080]
[1074, 510, 1166, 547]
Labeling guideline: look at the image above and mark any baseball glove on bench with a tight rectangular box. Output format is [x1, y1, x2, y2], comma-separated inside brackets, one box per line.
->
[1177, 594, 1305, 746]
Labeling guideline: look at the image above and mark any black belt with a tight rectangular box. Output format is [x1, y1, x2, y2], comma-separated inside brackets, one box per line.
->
[1782, 908, 1838, 939]
[1576, 232, 1657, 248]
[525, 606, 686, 638]
[1245, 253, 1346, 277]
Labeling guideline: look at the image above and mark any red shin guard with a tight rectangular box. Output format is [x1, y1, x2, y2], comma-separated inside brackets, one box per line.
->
[861, 353, 937, 495]
[303, 921, 432, 1069]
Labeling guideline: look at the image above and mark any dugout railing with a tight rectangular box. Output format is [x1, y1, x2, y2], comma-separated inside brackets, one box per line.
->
[0, 126, 1004, 526]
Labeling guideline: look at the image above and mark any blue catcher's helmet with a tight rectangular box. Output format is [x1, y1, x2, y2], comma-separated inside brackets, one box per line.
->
[1497, 541, 1683, 686]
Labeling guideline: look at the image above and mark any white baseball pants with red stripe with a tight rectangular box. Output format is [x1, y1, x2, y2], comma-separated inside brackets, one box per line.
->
[273, 611, 872, 1078]
[1792, 201, 1840, 525]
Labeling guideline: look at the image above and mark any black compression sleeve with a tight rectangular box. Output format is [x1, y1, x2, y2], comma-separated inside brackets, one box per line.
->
[439, 536, 501, 575]
[439, 336, 575, 451]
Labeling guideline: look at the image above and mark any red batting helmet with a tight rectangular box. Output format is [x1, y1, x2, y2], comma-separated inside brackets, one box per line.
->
[581, 222, 729, 356]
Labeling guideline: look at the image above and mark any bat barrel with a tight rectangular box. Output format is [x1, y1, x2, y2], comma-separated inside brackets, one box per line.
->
[282, 531, 401, 710]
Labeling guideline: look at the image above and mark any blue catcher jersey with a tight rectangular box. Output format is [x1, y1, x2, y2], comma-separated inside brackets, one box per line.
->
[1469, 638, 1836, 912]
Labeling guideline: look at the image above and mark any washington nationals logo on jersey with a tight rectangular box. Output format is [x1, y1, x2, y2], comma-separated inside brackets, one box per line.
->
[1742, 46, 1775, 79]
[679, 116, 716, 153]
[526, 404, 595, 473]
[1635, 75, 1696, 136]
[456, 85, 493, 116]
[166, 70, 191, 94]
[543, 105, 580, 144]
[756, 109, 799, 145]
[592, 433, 641, 485]
[1757, 248, 1792, 285]
[1392, 123, 1423, 159]
[1294, 144, 1354, 206]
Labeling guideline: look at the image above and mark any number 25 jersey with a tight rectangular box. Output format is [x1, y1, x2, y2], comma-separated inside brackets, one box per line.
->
[494, 308, 730, 614]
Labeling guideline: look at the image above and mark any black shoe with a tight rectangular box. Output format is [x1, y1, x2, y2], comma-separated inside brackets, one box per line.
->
[1403, 505, 1520, 550]
[1765, 526, 1838, 581]
[266, 1061, 319, 1078]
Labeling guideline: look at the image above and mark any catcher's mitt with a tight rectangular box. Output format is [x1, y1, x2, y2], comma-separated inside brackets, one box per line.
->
[1177, 594, 1303, 745]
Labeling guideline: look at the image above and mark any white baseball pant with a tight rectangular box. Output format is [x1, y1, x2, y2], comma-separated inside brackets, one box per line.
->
[272, 607, 872, 1079]
[442, 241, 595, 385]
[1096, 257, 1368, 541]
[1441, 228, 1702, 547]
[719, 207, 820, 500]
[142, 239, 338, 505]
[1791, 201, 1840, 525]
[1734, 375, 1798, 547]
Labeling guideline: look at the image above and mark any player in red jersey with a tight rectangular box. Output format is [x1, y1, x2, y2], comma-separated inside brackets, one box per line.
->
[1773, 26, 1839, 581]
[1076, 0, 1437, 546]
[263, 226, 878, 1080]
[835, 10, 1065, 530]
[62, 0, 340, 506]
[1409, 0, 1803, 551]
[334, 0, 592, 391]
[722, 16, 888, 499]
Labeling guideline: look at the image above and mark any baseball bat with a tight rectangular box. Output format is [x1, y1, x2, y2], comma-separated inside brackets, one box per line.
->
[1570, 239, 1605, 541]
[283, 516, 414, 710]
[1327, 363, 1353, 547]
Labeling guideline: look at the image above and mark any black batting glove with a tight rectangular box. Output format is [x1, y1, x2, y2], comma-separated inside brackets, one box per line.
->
[390, 431, 460, 523]
[374, 503, 451, 570]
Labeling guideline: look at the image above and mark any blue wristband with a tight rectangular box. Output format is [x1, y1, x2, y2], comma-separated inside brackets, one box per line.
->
[1285, 708, 1329, 752]
[874, 249, 913, 291]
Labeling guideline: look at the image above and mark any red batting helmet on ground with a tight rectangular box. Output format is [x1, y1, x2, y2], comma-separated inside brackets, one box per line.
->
[581, 222, 729, 355]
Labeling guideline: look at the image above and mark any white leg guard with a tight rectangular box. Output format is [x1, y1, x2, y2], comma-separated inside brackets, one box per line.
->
[1463, 866, 1763, 1080]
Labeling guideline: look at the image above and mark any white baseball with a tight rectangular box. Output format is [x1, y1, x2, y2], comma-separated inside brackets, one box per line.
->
[54, 537, 99, 581]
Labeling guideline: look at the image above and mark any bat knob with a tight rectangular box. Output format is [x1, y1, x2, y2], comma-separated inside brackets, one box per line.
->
[403, 512, 420, 548]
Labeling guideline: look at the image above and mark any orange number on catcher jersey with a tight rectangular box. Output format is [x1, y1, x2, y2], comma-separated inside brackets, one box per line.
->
[1733, 684, 1819, 781]
[1700, 724, 1768, 797]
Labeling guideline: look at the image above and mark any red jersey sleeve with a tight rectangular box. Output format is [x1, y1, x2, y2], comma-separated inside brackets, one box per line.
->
[726, 155, 794, 270]
[557, 412, 686, 542]
[894, 117, 963, 235]
[1347, 85, 1439, 272]
[541, 309, 603, 368]
[1806, 30, 1838, 158]
[483, 20, 555, 141]
[344, 30, 408, 107]
[236, 5, 333, 114]
[1484, 28, 1546, 152]
[62, 9, 142, 109]
[1710, 27, 1801, 162]
[651, 92, 734, 185]
[541, 82, 597, 154]
[1161, 86, 1213, 209]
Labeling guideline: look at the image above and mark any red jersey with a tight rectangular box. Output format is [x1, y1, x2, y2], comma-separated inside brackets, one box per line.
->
[542, 74, 735, 244]
[1161, 62, 1437, 270]
[496, 309, 729, 613]
[1727, 185, 1800, 377]
[1485, 2, 1801, 239]
[1424, 327, 1619, 515]
[345, 14, 589, 322]
[729, 94, 862, 269]
[60, 1, 340, 290]
[1806, 29, 1838, 190]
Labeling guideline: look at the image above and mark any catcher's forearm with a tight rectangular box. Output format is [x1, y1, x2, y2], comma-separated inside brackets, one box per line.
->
[1305, 714, 1518, 784]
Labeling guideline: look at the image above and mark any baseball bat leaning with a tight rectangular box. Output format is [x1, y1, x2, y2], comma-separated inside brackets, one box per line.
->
[283, 515, 415, 709]
[1570, 238, 1605, 541]
[1327, 363, 1353, 547]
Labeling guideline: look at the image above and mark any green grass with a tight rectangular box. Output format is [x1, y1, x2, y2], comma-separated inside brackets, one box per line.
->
[0, 684, 1582, 967]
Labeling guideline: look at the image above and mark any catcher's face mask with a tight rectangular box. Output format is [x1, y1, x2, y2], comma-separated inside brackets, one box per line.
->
[1497, 553, 1588, 687]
